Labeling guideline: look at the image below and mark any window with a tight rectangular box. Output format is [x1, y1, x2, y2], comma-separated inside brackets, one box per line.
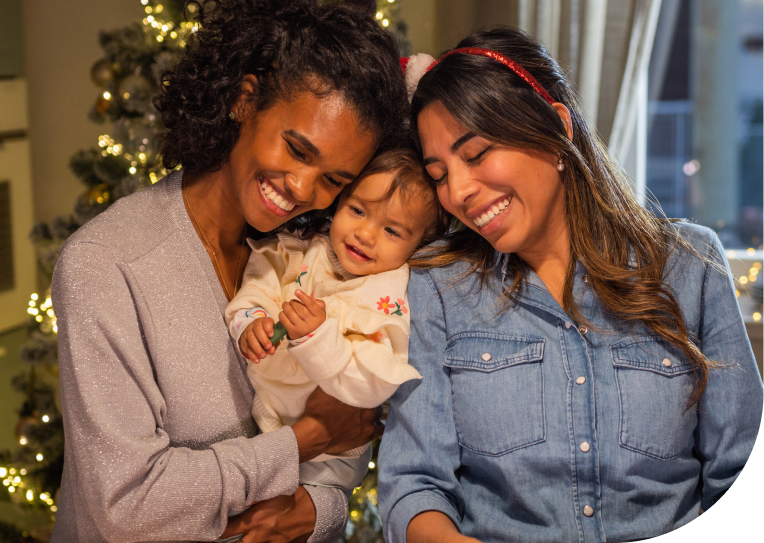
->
[647, 0, 763, 250]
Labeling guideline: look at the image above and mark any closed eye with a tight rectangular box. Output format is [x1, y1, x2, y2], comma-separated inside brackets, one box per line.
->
[286, 140, 307, 161]
[467, 145, 492, 163]
[349, 205, 364, 217]
[426, 168, 447, 185]
[325, 174, 342, 188]
[385, 227, 401, 238]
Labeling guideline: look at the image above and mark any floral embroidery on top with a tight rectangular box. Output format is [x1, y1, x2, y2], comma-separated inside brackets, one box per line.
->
[377, 296, 407, 316]
[368, 331, 383, 343]
[295, 264, 308, 287]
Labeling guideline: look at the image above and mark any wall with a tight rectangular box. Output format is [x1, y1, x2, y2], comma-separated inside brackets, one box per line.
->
[22, 0, 145, 224]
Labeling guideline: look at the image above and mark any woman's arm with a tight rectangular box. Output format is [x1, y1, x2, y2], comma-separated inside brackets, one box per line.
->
[378, 269, 466, 543]
[694, 232, 764, 510]
[408, 512, 482, 543]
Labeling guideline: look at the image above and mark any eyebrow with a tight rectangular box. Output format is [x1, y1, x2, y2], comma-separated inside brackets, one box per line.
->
[284, 129, 359, 181]
[422, 131, 477, 166]
[284, 129, 321, 158]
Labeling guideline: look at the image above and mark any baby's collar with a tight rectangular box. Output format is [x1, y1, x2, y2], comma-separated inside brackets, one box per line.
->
[322, 236, 358, 281]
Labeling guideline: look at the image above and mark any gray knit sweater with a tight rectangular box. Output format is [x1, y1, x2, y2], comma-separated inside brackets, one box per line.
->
[50, 172, 348, 542]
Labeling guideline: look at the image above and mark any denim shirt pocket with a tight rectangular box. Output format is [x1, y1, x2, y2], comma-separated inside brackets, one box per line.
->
[444, 333, 546, 456]
[611, 336, 698, 460]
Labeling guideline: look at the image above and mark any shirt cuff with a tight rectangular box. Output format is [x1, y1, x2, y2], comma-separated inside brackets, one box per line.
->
[387, 491, 462, 543]
[288, 317, 330, 346]
[303, 485, 349, 543]
[229, 307, 270, 357]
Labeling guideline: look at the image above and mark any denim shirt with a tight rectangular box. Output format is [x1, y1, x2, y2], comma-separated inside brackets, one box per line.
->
[378, 223, 763, 543]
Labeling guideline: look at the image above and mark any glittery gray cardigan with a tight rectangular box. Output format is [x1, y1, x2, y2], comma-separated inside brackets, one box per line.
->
[50, 172, 348, 542]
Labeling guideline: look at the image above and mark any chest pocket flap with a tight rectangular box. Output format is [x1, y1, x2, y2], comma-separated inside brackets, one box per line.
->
[611, 336, 694, 375]
[445, 334, 545, 372]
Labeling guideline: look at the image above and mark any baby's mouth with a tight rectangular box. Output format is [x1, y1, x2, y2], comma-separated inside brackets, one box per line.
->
[346, 243, 372, 261]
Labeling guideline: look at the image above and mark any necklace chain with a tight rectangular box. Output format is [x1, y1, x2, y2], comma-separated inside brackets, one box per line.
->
[182, 178, 246, 301]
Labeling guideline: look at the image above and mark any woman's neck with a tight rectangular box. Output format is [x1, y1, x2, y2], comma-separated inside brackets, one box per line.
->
[518, 220, 571, 307]
[183, 167, 247, 253]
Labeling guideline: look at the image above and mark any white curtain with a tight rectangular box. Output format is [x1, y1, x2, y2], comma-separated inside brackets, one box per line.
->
[514, 0, 662, 149]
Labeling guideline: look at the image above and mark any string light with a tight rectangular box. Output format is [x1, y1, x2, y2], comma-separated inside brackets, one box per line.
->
[36, 454, 43, 462]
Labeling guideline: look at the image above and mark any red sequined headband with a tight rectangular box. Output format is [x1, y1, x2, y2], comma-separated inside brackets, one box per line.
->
[427, 47, 556, 105]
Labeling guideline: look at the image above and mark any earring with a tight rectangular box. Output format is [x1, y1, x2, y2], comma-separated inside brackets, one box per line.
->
[228, 111, 235, 120]
[557, 156, 565, 171]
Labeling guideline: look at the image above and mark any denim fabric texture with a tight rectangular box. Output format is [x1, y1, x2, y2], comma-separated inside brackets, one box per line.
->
[378, 223, 763, 543]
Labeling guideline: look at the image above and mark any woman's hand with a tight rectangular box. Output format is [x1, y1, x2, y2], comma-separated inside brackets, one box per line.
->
[220, 486, 316, 543]
[292, 387, 383, 463]
[407, 511, 483, 543]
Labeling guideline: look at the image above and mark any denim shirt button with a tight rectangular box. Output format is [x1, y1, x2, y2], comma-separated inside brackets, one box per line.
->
[481, 352, 492, 362]
[565, 322, 572, 329]
[662, 357, 672, 367]
[578, 326, 588, 335]
[583, 274, 590, 283]
[583, 505, 594, 517]
[579, 441, 591, 453]
[575, 376, 586, 385]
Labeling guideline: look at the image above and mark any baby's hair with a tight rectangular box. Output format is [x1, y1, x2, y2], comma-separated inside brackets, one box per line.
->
[291, 144, 449, 246]
[346, 146, 449, 248]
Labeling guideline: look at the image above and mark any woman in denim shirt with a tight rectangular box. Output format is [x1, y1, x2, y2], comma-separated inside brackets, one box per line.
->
[379, 27, 763, 543]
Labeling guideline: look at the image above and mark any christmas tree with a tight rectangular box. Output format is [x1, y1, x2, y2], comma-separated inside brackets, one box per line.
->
[2, 1, 408, 541]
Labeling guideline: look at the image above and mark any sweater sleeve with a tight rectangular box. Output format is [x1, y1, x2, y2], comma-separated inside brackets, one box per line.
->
[53, 241, 300, 542]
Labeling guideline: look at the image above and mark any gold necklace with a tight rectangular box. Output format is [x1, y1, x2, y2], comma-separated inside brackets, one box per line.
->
[183, 178, 246, 301]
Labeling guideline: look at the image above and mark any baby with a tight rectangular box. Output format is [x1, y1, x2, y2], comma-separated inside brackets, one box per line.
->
[224, 146, 445, 495]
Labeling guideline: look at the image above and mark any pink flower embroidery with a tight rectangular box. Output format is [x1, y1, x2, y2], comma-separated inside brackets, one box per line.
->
[377, 296, 392, 314]
[378, 296, 406, 316]
[296, 264, 309, 286]
[369, 331, 383, 343]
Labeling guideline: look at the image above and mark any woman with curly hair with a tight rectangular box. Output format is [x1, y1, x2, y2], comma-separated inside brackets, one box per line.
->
[50, 1, 407, 542]
[379, 27, 762, 543]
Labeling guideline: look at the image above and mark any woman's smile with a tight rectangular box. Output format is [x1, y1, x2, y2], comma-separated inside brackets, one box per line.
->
[258, 175, 298, 215]
[469, 195, 512, 233]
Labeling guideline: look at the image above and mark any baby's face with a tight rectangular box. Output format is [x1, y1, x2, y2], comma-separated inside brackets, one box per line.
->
[330, 173, 430, 276]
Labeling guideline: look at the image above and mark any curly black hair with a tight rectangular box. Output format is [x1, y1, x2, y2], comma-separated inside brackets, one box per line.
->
[154, 0, 408, 174]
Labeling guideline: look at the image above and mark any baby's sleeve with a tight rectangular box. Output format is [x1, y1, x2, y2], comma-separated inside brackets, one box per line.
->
[224, 238, 286, 335]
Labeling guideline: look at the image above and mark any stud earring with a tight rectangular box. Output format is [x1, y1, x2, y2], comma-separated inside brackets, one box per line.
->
[557, 156, 565, 171]
[228, 111, 236, 120]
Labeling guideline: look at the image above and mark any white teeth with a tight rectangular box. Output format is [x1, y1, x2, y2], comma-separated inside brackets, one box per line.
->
[474, 198, 511, 228]
[260, 179, 295, 212]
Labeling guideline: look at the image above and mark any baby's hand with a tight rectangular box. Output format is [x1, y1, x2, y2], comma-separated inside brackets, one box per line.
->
[239, 317, 281, 362]
[279, 289, 327, 340]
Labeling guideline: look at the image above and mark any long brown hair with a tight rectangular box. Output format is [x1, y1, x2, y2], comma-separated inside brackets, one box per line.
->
[411, 27, 714, 407]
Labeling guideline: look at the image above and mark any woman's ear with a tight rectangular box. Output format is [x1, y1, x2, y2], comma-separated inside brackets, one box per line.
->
[552, 102, 573, 141]
[232, 74, 259, 120]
